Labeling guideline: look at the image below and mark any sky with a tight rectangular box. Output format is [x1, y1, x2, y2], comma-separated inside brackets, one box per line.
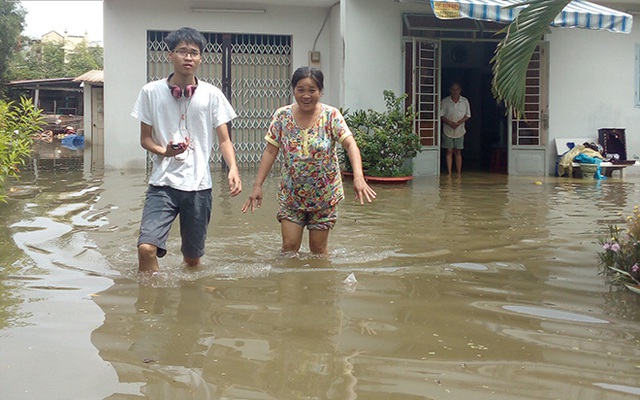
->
[19, 1, 103, 43]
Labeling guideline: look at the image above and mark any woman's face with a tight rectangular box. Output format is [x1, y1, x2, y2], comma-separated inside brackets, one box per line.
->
[293, 77, 321, 112]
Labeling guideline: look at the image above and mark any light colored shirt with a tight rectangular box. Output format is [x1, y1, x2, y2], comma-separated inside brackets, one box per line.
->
[131, 79, 236, 191]
[441, 95, 471, 139]
[265, 104, 352, 211]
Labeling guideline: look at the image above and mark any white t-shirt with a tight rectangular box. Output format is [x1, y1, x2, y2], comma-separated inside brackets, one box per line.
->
[441, 95, 471, 139]
[131, 78, 237, 191]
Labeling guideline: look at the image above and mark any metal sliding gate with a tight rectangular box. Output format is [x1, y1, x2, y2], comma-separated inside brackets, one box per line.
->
[508, 43, 549, 175]
[146, 31, 292, 166]
[411, 39, 441, 175]
[413, 39, 440, 148]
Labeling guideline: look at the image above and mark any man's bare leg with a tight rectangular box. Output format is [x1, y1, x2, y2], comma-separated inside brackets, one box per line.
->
[454, 149, 463, 174]
[184, 257, 200, 267]
[446, 149, 454, 175]
[138, 243, 160, 273]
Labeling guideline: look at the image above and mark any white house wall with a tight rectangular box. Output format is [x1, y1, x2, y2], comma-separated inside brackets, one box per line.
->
[329, 3, 343, 107]
[104, 0, 639, 175]
[104, 0, 334, 169]
[547, 26, 640, 175]
[342, 0, 425, 111]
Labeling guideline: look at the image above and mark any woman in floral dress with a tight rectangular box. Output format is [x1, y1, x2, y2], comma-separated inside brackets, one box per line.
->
[242, 66, 376, 255]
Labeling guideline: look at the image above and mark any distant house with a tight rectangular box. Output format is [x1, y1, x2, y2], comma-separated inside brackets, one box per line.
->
[41, 30, 88, 46]
[7, 77, 83, 115]
[103, 0, 638, 175]
[40, 30, 90, 62]
[8, 29, 102, 124]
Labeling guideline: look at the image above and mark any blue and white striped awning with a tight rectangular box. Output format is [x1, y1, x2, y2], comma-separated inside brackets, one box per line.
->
[430, 0, 633, 33]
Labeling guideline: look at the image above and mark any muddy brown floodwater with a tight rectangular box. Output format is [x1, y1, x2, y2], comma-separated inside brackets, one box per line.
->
[1, 153, 640, 399]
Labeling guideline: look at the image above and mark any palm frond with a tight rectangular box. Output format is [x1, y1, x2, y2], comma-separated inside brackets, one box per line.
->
[491, 0, 571, 116]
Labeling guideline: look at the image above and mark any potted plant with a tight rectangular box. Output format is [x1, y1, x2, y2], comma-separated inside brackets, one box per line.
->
[342, 90, 421, 181]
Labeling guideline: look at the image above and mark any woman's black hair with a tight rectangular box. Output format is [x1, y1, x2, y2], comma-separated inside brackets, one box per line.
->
[291, 66, 324, 91]
[165, 27, 207, 53]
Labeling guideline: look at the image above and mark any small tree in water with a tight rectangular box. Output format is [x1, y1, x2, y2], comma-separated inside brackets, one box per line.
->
[343, 90, 421, 177]
[0, 97, 43, 202]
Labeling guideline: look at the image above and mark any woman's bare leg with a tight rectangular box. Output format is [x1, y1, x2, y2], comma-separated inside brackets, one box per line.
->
[281, 219, 304, 252]
[308, 229, 330, 255]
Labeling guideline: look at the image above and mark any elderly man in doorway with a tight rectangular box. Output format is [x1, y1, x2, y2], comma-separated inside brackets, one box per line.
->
[440, 82, 471, 175]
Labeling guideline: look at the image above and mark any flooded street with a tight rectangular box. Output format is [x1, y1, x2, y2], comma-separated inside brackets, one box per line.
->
[1, 149, 640, 399]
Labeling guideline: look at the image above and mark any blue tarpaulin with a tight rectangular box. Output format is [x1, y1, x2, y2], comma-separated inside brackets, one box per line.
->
[61, 134, 84, 151]
[574, 153, 606, 180]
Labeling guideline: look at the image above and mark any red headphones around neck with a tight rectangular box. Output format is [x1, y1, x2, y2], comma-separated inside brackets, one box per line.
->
[167, 73, 198, 98]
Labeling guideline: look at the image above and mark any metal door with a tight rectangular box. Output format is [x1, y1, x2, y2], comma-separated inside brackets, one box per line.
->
[146, 31, 292, 166]
[90, 87, 104, 170]
[412, 38, 441, 176]
[229, 34, 292, 165]
[508, 42, 549, 175]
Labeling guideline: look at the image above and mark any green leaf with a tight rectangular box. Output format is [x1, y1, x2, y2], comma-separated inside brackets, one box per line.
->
[0, 97, 42, 202]
[343, 91, 422, 177]
[607, 266, 640, 285]
[492, 0, 571, 116]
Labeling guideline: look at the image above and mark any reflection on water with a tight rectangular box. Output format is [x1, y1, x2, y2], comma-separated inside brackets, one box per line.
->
[1, 148, 640, 399]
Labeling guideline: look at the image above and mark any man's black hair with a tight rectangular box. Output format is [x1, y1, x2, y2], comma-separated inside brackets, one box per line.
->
[165, 27, 207, 53]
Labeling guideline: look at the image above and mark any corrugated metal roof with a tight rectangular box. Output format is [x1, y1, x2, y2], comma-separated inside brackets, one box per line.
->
[73, 69, 103, 84]
[8, 77, 83, 91]
[9, 77, 76, 85]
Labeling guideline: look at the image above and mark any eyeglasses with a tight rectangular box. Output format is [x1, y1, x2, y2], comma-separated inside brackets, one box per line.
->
[173, 49, 201, 58]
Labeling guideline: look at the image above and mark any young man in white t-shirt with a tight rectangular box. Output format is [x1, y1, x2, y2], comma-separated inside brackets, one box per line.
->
[131, 27, 242, 274]
[441, 82, 471, 175]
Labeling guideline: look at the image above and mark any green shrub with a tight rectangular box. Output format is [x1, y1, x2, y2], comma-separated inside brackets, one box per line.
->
[343, 90, 422, 177]
[598, 207, 640, 291]
[0, 97, 42, 202]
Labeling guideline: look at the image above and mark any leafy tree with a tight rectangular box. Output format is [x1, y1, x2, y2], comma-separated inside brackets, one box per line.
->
[0, 97, 43, 203]
[66, 41, 103, 77]
[37, 41, 67, 78]
[6, 35, 32, 80]
[9, 40, 70, 80]
[9, 39, 103, 81]
[0, 1, 26, 94]
[492, 0, 571, 116]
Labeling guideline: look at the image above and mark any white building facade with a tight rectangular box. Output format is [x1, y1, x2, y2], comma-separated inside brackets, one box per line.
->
[103, 0, 640, 175]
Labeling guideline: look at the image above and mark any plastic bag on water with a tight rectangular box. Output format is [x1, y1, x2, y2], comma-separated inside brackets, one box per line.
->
[343, 272, 358, 292]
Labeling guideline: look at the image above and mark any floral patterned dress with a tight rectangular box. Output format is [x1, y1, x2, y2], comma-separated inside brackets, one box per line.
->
[265, 104, 352, 212]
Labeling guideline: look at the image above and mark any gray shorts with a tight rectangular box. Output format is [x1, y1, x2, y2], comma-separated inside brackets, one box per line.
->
[138, 185, 212, 259]
[443, 135, 464, 150]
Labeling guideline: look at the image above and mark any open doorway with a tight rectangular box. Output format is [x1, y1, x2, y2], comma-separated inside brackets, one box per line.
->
[440, 40, 508, 174]
[405, 14, 547, 176]
[404, 13, 518, 175]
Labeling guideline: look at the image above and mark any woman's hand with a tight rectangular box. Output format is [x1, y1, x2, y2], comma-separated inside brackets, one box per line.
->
[242, 186, 264, 213]
[353, 176, 376, 204]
